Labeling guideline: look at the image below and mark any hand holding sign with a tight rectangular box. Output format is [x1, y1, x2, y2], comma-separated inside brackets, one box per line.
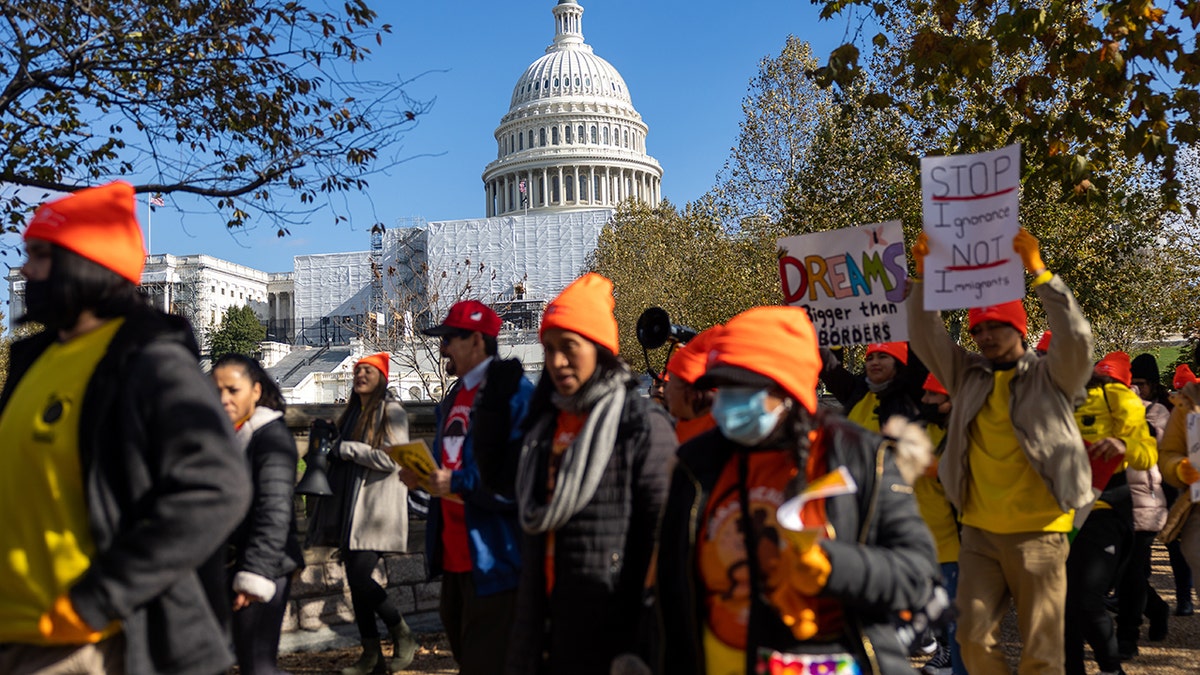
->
[1013, 227, 1046, 275]
[912, 232, 929, 277]
[921, 144, 1026, 310]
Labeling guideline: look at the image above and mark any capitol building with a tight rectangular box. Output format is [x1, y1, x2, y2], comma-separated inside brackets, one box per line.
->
[482, 0, 662, 216]
[7, 0, 664, 403]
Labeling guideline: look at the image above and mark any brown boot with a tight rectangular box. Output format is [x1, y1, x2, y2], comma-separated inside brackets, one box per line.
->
[341, 638, 385, 675]
[387, 618, 419, 671]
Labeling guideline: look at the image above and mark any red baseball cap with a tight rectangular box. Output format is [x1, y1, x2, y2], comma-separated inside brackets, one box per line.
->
[422, 300, 502, 338]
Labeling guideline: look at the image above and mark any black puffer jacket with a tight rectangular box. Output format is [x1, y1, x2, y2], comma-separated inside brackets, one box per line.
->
[505, 377, 676, 675]
[227, 409, 304, 585]
[656, 413, 938, 675]
[0, 308, 251, 675]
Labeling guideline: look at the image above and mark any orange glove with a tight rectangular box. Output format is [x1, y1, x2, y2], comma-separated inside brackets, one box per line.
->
[38, 595, 104, 644]
[911, 232, 930, 277]
[1012, 228, 1046, 274]
[768, 582, 820, 640]
[785, 543, 832, 597]
[1178, 458, 1200, 486]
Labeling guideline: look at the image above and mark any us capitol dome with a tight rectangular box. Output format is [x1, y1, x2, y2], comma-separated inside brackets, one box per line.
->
[482, 0, 663, 216]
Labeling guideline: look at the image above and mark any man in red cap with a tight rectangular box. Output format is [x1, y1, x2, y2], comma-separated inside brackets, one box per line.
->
[406, 300, 534, 675]
[909, 228, 1094, 675]
[0, 182, 252, 673]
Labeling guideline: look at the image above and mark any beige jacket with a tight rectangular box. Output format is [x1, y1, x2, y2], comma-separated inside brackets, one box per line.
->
[907, 275, 1094, 514]
[338, 397, 410, 552]
[1158, 383, 1200, 490]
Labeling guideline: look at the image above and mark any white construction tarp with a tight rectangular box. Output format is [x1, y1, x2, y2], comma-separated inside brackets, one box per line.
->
[292, 251, 374, 323]
[383, 209, 612, 316]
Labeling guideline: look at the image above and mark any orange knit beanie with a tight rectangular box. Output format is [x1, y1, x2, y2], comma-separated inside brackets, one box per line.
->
[666, 325, 724, 385]
[23, 181, 146, 284]
[356, 352, 390, 380]
[540, 273, 620, 354]
[700, 306, 821, 414]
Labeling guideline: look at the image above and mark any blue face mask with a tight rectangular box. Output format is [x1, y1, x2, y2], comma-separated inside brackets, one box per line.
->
[712, 387, 786, 446]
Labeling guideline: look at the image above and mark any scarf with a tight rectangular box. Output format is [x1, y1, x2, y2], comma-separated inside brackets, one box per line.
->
[866, 377, 892, 394]
[516, 368, 629, 534]
[235, 406, 284, 453]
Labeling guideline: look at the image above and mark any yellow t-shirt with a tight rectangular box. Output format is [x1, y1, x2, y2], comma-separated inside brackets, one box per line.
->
[915, 424, 959, 563]
[847, 391, 880, 432]
[0, 319, 124, 643]
[961, 369, 1074, 534]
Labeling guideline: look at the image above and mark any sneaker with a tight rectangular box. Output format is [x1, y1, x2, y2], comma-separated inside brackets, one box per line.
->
[909, 634, 938, 657]
[922, 642, 952, 675]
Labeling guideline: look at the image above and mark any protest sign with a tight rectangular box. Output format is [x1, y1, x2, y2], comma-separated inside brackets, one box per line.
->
[778, 220, 908, 347]
[921, 144, 1025, 310]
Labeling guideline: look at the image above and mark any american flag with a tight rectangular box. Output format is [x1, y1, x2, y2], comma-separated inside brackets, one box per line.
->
[518, 180, 526, 194]
[149, 194, 164, 207]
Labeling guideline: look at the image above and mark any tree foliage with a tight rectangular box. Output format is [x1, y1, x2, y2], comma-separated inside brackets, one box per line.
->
[811, 0, 1200, 214]
[0, 0, 430, 233]
[588, 198, 779, 365]
[209, 305, 266, 360]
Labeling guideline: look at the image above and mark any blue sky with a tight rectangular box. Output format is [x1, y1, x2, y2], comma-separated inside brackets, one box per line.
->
[6, 1, 853, 282]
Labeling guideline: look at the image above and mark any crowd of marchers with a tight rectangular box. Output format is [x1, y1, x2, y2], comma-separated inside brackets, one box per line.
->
[2, 181, 1199, 675]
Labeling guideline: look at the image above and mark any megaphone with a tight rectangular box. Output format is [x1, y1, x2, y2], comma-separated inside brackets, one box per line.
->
[636, 307, 697, 350]
[296, 419, 338, 497]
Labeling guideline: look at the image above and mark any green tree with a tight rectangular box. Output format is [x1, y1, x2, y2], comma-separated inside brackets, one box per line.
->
[588, 198, 779, 362]
[730, 31, 1198, 351]
[811, 0, 1200, 213]
[209, 305, 266, 360]
[0, 0, 430, 233]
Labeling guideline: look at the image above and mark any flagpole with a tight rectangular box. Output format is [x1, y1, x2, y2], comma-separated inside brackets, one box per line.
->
[147, 197, 153, 254]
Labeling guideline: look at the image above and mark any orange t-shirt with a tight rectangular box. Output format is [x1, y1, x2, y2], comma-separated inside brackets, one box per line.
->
[544, 410, 587, 595]
[697, 440, 845, 673]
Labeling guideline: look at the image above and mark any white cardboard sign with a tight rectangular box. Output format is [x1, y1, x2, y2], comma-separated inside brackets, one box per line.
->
[778, 220, 909, 347]
[921, 144, 1025, 310]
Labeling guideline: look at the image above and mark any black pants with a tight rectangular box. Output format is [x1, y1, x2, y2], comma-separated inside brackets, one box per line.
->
[343, 549, 403, 640]
[439, 571, 517, 675]
[232, 573, 293, 675]
[1065, 508, 1133, 675]
[1115, 530, 1169, 643]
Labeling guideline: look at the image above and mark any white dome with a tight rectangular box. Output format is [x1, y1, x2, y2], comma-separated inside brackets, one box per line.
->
[510, 49, 632, 108]
[482, 1, 663, 217]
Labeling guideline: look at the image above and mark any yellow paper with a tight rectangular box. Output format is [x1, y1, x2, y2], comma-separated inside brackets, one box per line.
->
[386, 440, 463, 504]
[775, 466, 858, 551]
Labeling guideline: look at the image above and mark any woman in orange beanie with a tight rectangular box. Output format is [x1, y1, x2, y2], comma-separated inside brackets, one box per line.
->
[657, 306, 938, 675]
[305, 353, 418, 674]
[818, 340, 928, 433]
[506, 274, 676, 675]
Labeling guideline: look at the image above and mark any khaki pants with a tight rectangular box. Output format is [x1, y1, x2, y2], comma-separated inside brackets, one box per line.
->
[0, 636, 124, 675]
[956, 526, 1069, 675]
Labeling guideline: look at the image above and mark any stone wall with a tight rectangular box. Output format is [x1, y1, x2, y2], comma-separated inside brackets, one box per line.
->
[281, 403, 443, 649]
